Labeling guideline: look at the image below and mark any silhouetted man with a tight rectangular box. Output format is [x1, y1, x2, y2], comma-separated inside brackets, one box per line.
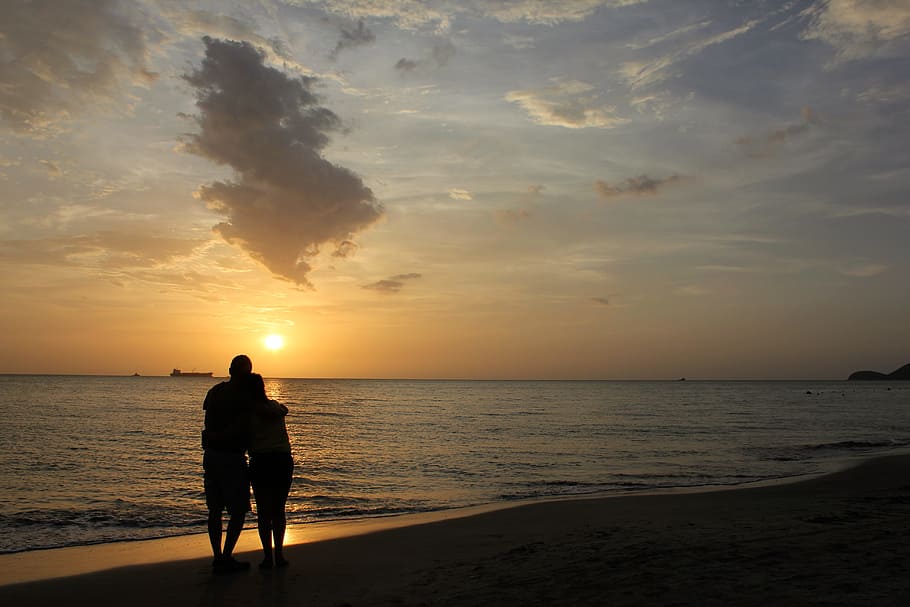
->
[202, 354, 254, 573]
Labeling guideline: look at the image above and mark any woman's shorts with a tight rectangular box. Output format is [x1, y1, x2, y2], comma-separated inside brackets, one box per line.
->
[249, 452, 294, 498]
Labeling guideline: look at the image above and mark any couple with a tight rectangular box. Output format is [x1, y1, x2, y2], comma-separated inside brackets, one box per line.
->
[202, 354, 293, 574]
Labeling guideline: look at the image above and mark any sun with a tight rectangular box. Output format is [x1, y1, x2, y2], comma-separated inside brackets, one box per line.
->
[264, 334, 285, 351]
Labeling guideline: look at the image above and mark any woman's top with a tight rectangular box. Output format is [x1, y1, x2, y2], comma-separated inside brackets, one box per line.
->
[249, 399, 291, 455]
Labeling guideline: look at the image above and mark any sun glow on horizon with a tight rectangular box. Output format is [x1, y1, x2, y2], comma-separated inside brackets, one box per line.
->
[264, 334, 285, 351]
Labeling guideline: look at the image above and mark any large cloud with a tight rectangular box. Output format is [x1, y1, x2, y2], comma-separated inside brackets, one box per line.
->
[0, 0, 158, 133]
[182, 37, 383, 288]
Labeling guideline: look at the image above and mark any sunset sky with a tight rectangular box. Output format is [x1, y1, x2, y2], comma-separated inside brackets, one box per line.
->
[1, 0, 908, 379]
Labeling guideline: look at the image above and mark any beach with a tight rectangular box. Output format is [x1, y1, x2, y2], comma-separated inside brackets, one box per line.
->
[3, 453, 910, 606]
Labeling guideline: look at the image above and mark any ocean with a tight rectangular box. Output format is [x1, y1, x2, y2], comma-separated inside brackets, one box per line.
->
[1, 375, 908, 554]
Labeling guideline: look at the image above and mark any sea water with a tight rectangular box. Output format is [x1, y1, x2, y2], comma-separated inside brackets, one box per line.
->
[0, 375, 908, 553]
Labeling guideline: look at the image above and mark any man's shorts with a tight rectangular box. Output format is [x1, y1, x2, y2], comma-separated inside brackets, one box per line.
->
[203, 450, 251, 515]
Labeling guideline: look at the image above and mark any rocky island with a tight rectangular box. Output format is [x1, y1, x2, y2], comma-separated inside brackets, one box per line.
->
[848, 363, 910, 381]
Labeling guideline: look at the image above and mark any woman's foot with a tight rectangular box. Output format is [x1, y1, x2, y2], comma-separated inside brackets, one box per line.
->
[275, 556, 289, 568]
[259, 558, 274, 570]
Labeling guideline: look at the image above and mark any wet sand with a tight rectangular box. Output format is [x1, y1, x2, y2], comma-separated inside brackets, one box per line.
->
[3, 453, 910, 605]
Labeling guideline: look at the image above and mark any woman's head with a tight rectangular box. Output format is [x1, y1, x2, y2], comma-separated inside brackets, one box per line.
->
[247, 373, 267, 400]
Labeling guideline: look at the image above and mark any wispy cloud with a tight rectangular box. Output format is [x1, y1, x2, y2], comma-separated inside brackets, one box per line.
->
[594, 174, 689, 199]
[674, 285, 709, 296]
[448, 188, 473, 201]
[506, 80, 627, 129]
[302, 1, 645, 32]
[182, 37, 383, 288]
[395, 40, 456, 73]
[329, 18, 376, 59]
[840, 263, 887, 277]
[495, 208, 532, 225]
[620, 18, 762, 90]
[734, 106, 822, 157]
[800, 0, 910, 62]
[362, 272, 422, 293]
[0, 0, 159, 134]
[163, 7, 295, 64]
[0, 232, 203, 268]
[478, 0, 646, 25]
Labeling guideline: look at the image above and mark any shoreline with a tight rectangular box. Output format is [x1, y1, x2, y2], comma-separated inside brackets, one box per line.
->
[6, 451, 910, 604]
[0, 452, 863, 586]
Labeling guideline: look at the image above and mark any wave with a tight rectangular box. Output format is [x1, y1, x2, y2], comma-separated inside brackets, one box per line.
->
[802, 438, 910, 452]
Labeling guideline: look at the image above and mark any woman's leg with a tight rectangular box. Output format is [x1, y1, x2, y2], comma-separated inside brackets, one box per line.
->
[272, 488, 288, 565]
[252, 469, 275, 567]
[273, 455, 293, 566]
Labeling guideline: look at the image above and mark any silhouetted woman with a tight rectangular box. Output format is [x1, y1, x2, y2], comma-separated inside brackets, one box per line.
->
[246, 373, 293, 568]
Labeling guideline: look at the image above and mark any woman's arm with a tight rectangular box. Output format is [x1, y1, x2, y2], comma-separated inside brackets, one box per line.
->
[254, 398, 288, 417]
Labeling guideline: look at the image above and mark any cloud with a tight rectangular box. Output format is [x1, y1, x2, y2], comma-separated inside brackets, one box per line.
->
[0, 232, 203, 268]
[362, 272, 422, 293]
[182, 37, 383, 288]
[300, 0, 453, 32]
[840, 263, 887, 277]
[479, 0, 645, 25]
[40, 160, 62, 178]
[395, 40, 456, 73]
[329, 19, 376, 59]
[594, 174, 689, 199]
[0, 0, 159, 133]
[395, 58, 420, 72]
[161, 6, 306, 71]
[800, 0, 910, 61]
[506, 80, 627, 129]
[735, 106, 821, 157]
[449, 188, 473, 200]
[674, 285, 709, 296]
[332, 240, 359, 258]
[298, 1, 644, 32]
[495, 208, 532, 225]
[620, 18, 762, 91]
[857, 83, 910, 104]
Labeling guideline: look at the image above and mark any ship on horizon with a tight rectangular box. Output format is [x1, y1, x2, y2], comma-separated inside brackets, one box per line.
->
[170, 368, 213, 377]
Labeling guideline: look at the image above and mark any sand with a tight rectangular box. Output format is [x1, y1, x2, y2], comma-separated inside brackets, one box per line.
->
[3, 453, 910, 606]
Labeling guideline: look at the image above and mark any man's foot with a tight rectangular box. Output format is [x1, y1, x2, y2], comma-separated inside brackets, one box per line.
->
[213, 556, 251, 574]
[275, 557, 289, 568]
[259, 558, 273, 570]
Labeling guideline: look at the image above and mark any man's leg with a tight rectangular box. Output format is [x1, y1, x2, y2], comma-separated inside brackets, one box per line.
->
[207, 510, 223, 559]
[222, 511, 245, 559]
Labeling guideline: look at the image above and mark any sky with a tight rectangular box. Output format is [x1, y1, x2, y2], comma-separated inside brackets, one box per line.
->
[1, 0, 908, 379]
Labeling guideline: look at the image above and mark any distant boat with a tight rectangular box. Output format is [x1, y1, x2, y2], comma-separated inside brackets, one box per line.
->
[170, 368, 213, 377]
[131, 372, 141, 377]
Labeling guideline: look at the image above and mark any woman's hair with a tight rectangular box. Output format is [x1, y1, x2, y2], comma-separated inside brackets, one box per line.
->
[248, 373, 268, 401]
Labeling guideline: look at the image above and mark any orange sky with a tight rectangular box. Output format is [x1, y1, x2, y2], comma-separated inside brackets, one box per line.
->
[1, 1, 908, 379]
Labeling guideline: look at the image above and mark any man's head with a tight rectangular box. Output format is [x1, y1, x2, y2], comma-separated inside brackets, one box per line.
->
[229, 354, 253, 378]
